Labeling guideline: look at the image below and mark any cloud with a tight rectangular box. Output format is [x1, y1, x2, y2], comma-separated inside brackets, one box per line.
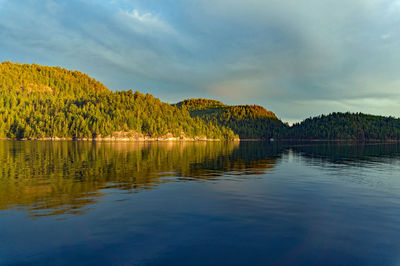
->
[1, 0, 400, 121]
[118, 8, 177, 36]
[188, 0, 400, 118]
[0, 0, 197, 89]
[127, 9, 154, 22]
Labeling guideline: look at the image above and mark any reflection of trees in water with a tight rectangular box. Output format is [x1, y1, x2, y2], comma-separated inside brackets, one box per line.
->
[289, 143, 400, 166]
[287, 143, 400, 191]
[0, 141, 281, 217]
[3, 141, 398, 218]
[187, 142, 282, 178]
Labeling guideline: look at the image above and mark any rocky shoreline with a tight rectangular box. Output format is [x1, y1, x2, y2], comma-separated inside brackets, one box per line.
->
[0, 138, 239, 141]
[0, 131, 240, 141]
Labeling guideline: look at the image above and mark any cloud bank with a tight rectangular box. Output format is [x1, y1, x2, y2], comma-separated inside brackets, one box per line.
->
[0, 0, 399, 121]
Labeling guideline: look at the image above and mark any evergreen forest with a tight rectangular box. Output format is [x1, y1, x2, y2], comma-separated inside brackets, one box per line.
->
[1, 62, 400, 141]
[0, 62, 236, 140]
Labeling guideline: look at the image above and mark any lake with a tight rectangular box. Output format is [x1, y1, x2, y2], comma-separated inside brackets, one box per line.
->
[0, 141, 399, 265]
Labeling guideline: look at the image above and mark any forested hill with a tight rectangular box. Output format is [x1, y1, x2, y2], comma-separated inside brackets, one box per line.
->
[0, 62, 237, 140]
[1, 62, 399, 141]
[176, 99, 400, 141]
[288, 112, 400, 140]
[176, 99, 288, 139]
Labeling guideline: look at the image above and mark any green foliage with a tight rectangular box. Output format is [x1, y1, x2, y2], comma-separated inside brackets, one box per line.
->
[0, 62, 237, 140]
[176, 99, 288, 139]
[177, 99, 400, 141]
[2, 62, 399, 141]
[288, 112, 400, 140]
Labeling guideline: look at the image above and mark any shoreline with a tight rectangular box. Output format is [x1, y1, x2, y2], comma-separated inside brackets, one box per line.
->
[0, 137, 240, 142]
[0, 138, 399, 143]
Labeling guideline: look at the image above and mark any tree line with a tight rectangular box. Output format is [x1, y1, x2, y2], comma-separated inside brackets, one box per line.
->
[1, 62, 399, 141]
[176, 99, 400, 140]
[287, 112, 400, 140]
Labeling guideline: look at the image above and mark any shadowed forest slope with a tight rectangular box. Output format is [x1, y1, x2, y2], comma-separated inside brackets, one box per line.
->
[176, 99, 288, 139]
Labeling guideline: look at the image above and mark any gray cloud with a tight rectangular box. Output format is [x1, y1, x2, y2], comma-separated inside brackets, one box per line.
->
[0, 0, 399, 122]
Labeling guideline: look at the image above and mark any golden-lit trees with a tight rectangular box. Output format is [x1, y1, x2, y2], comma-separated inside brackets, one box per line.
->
[0, 62, 237, 139]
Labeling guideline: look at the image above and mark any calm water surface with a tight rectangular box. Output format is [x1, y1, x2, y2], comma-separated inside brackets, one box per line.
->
[0, 141, 399, 265]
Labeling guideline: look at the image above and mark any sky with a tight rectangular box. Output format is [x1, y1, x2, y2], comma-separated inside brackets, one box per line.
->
[0, 0, 399, 123]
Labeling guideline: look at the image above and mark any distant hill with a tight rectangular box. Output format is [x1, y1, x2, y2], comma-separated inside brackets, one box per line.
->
[176, 98, 288, 139]
[288, 112, 400, 140]
[0, 62, 237, 140]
